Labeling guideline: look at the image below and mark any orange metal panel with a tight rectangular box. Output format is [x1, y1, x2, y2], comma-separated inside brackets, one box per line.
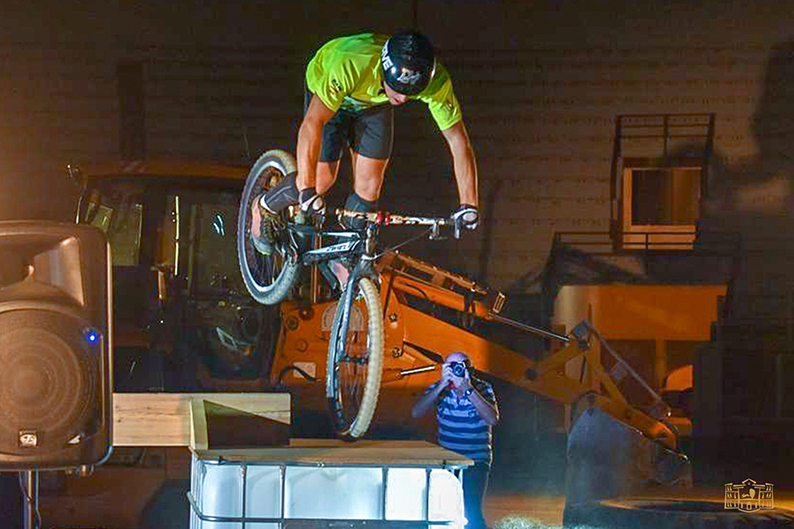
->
[553, 284, 726, 340]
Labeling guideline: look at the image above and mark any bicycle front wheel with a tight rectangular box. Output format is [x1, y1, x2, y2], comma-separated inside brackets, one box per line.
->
[237, 149, 301, 305]
[326, 277, 384, 439]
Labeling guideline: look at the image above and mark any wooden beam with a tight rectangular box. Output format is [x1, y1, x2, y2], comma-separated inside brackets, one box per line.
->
[113, 393, 291, 446]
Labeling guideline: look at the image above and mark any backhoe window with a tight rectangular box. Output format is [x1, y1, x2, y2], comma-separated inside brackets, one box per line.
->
[90, 205, 113, 233]
[86, 197, 143, 267]
[186, 191, 245, 296]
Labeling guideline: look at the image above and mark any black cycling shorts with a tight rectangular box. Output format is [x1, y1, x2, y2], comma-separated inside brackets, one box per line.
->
[304, 91, 394, 162]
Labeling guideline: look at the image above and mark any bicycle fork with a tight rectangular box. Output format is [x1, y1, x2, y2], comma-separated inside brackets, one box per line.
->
[331, 258, 374, 364]
[331, 224, 379, 361]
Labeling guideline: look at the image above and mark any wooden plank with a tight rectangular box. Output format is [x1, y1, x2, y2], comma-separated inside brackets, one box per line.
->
[113, 392, 291, 446]
[192, 439, 473, 468]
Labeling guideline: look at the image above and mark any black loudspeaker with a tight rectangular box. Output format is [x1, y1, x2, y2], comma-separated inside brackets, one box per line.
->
[0, 221, 112, 470]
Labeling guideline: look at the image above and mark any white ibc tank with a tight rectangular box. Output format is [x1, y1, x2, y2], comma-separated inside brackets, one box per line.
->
[189, 453, 466, 528]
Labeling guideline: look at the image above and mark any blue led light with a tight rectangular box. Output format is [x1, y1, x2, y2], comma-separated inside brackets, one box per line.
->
[83, 328, 100, 344]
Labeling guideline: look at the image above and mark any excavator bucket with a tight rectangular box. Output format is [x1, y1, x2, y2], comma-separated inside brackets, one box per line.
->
[563, 406, 692, 525]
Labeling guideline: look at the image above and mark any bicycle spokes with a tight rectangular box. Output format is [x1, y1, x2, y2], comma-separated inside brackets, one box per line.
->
[335, 308, 369, 406]
[237, 150, 301, 305]
[252, 249, 283, 285]
[327, 277, 384, 439]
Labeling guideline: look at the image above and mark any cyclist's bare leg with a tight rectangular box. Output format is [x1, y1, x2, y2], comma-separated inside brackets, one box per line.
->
[315, 160, 340, 195]
[350, 151, 388, 202]
[342, 152, 388, 229]
[251, 202, 263, 238]
[252, 153, 381, 240]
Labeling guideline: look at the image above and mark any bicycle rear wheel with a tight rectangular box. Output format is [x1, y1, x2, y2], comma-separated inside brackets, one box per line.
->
[237, 149, 301, 305]
[326, 277, 384, 439]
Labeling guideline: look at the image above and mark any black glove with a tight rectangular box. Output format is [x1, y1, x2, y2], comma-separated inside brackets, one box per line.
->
[451, 204, 479, 238]
[298, 187, 326, 216]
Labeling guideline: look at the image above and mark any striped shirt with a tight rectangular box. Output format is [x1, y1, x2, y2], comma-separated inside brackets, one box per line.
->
[428, 377, 496, 465]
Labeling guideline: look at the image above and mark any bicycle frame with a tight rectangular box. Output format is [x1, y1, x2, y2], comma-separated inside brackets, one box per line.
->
[285, 218, 380, 365]
[297, 209, 451, 301]
[289, 210, 451, 365]
[292, 224, 370, 267]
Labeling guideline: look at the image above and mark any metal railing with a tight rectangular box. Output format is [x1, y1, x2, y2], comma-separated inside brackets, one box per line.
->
[188, 461, 466, 529]
[552, 230, 742, 255]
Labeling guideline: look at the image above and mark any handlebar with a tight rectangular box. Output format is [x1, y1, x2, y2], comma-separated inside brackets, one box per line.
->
[334, 209, 457, 238]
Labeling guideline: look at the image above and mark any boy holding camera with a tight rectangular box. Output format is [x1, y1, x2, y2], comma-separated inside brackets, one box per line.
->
[411, 352, 499, 529]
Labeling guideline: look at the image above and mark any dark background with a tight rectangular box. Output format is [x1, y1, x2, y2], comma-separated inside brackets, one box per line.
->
[1, 0, 792, 297]
[2, 0, 794, 517]
[0, 1, 793, 526]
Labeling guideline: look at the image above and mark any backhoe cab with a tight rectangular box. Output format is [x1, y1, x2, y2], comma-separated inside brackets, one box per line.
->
[70, 160, 279, 391]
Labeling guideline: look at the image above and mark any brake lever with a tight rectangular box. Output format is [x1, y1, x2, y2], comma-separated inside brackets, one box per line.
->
[428, 221, 448, 240]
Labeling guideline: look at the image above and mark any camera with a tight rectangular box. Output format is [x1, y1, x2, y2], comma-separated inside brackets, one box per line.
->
[450, 361, 467, 377]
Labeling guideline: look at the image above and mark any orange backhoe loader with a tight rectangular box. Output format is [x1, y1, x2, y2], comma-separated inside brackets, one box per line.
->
[272, 248, 694, 505]
[66, 159, 705, 519]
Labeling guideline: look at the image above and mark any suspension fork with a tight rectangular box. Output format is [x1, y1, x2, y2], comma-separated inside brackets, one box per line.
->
[310, 225, 322, 304]
[333, 258, 375, 360]
[334, 224, 378, 359]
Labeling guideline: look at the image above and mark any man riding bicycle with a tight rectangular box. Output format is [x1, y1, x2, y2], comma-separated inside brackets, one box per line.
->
[251, 31, 479, 253]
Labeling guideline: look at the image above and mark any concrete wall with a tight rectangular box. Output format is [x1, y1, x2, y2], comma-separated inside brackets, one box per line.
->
[1, 0, 792, 299]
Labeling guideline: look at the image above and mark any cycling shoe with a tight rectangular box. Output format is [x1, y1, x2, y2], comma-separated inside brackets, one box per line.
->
[251, 197, 282, 256]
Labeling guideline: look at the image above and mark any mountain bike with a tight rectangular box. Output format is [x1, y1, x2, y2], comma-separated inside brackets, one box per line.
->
[237, 149, 453, 439]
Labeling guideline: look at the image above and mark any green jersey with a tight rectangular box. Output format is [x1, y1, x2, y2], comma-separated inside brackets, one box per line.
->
[305, 33, 462, 131]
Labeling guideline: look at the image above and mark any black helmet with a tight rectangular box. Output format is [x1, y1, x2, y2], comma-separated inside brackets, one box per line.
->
[381, 31, 436, 95]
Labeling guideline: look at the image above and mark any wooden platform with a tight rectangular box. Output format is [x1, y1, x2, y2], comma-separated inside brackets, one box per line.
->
[192, 439, 473, 469]
[112, 392, 291, 446]
[112, 393, 469, 469]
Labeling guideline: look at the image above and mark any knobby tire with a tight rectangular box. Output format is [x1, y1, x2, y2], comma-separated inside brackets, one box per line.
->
[326, 277, 384, 439]
[237, 149, 301, 305]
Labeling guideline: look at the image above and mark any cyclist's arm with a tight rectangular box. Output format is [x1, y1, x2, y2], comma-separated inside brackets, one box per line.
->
[296, 95, 336, 191]
[441, 121, 478, 207]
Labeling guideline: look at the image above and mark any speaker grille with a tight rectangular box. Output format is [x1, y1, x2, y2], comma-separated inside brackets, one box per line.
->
[0, 310, 98, 453]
